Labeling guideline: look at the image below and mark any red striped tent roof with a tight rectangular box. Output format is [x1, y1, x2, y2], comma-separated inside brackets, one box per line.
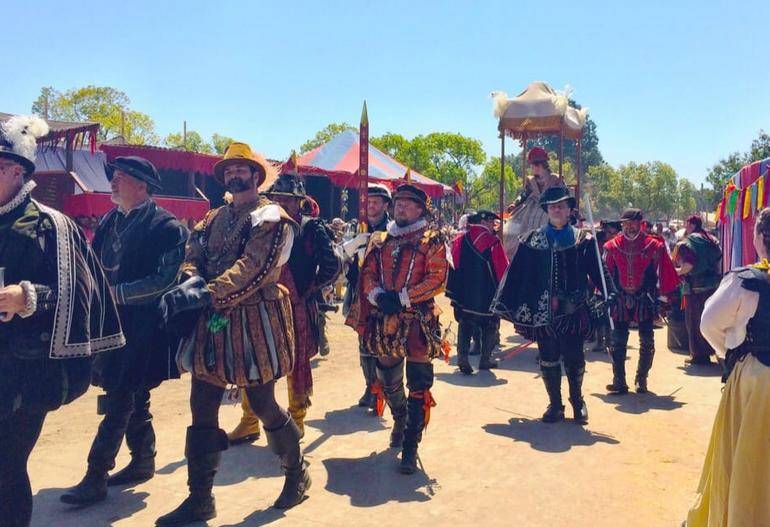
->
[292, 131, 451, 198]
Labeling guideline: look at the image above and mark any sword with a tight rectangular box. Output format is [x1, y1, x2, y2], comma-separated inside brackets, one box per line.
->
[583, 194, 614, 332]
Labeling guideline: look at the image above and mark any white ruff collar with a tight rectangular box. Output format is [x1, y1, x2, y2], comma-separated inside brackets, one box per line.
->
[0, 180, 37, 216]
[386, 218, 427, 237]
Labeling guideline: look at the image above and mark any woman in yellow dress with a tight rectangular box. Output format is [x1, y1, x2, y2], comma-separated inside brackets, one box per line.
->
[685, 207, 770, 526]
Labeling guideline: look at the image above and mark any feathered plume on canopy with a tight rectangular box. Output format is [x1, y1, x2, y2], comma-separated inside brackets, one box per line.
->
[1, 114, 49, 163]
[491, 91, 509, 118]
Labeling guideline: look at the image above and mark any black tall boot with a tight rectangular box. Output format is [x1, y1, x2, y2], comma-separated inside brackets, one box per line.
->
[358, 355, 378, 409]
[606, 345, 629, 394]
[265, 417, 311, 509]
[565, 364, 588, 424]
[377, 359, 407, 448]
[109, 390, 156, 486]
[400, 362, 434, 475]
[635, 343, 655, 393]
[478, 320, 499, 370]
[61, 393, 133, 506]
[456, 319, 474, 375]
[155, 427, 228, 527]
[540, 362, 565, 423]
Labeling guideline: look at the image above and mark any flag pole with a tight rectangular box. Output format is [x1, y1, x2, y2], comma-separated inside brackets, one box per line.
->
[358, 101, 369, 233]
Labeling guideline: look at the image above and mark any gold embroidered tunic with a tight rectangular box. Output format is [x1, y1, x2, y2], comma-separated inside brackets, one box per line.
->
[176, 195, 298, 387]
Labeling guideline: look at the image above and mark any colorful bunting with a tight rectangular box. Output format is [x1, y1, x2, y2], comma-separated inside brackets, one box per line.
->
[743, 187, 751, 219]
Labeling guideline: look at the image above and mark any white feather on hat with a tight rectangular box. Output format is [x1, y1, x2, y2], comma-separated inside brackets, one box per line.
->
[1, 115, 49, 163]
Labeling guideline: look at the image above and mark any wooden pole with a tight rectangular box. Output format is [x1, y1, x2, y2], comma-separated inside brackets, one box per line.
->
[65, 134, 73, 174]
[558, 126, 564, 178]
[120, 111, 126, 140]
[358, 101, 369, 232]
[520, 133, 528, 187]
[183, 121, 188, 150]
[499, 133, 506, 240]
[576, 137, 582, 210]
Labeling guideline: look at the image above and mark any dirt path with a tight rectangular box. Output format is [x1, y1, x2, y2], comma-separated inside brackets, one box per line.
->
[29, 296, 721, 526]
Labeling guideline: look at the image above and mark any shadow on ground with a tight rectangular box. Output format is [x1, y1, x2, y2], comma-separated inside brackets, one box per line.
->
[219, 506, 287, 527]
[303, 405, 388, 455]
[322, 449, 438, 506]
[33, 488, 149, 527]
[435, 370, 508, 387]
[483, 417, 620, 453]
[676, 364, 723, 378]
[156, 442, 283, 487]
[496, 348, 540, 375]
[593, 391, 686, 414]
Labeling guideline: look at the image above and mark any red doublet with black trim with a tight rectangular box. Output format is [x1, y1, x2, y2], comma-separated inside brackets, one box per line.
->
[603, 233, 679, 322]
[604, 233, 679, 295]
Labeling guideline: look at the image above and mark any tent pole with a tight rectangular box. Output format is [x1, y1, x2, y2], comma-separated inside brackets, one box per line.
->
[499, 132, 505, 240]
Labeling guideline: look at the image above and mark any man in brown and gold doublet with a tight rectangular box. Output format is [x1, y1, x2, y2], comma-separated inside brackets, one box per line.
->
[156, 143, 309, 527]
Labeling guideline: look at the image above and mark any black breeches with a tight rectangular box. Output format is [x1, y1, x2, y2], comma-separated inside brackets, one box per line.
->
[0, 409, 47, 527]
[457, 316, 497, 357]
[612, 318, 654, 351]
[537, 335, 585, 369]
[190, 378, 287, 431]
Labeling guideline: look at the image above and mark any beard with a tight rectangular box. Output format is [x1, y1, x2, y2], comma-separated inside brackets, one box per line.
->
[225, 175, 253, 194]
[395, 217, 414, 227]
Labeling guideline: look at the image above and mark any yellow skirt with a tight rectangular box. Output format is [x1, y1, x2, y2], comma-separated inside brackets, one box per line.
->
[686, 354, 770, 526]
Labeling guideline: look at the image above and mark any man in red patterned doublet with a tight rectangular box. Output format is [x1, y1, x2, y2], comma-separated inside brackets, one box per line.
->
[346, 184, 448, 475]
[603, 208, 679, 394]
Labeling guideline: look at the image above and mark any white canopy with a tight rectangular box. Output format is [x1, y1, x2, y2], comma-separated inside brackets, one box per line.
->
[492, 81, 587, 140]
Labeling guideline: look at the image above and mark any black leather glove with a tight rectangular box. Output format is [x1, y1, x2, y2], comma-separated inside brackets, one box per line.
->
[158, 276, 212, 331]
[376, 291, 403, 315]
[605, 291, 618, 306]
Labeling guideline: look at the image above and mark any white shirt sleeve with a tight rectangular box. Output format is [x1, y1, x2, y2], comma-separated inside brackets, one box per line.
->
[700, 272, 759, 358]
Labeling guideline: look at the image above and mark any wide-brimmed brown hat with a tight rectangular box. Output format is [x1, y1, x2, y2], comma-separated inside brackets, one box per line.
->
[213, 142, 272, 186]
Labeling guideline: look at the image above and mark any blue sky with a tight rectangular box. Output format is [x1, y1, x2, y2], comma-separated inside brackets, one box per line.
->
[3, 0, 768, 186]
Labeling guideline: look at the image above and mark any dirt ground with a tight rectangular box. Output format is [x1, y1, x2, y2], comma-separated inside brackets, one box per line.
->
[28, 295, 723, 527]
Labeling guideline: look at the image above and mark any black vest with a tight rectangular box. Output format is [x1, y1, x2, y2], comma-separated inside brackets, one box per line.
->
[724, 267, 770, 380]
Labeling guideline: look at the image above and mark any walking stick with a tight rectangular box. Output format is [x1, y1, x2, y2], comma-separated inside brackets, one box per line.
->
[583, 194, 614, 332]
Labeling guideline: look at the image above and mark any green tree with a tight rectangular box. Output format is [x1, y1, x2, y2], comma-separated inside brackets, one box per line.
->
[371, 132, 486, 188]
[468, 155, 521, 211]
[211, 133, 235, 155]
[163, 130, 214, 154]
[31, 85, 158, 144]
[300, 122, 357, 153]
[705, 130, 770, 207]
[675, 179, 698, 218]
[705, 151, 746, 207]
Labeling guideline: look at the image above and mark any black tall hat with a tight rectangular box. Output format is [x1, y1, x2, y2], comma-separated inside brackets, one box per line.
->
[106, 156, 163, 191]
[539, 186, 576, 211]
[265, 173, 307, 198]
